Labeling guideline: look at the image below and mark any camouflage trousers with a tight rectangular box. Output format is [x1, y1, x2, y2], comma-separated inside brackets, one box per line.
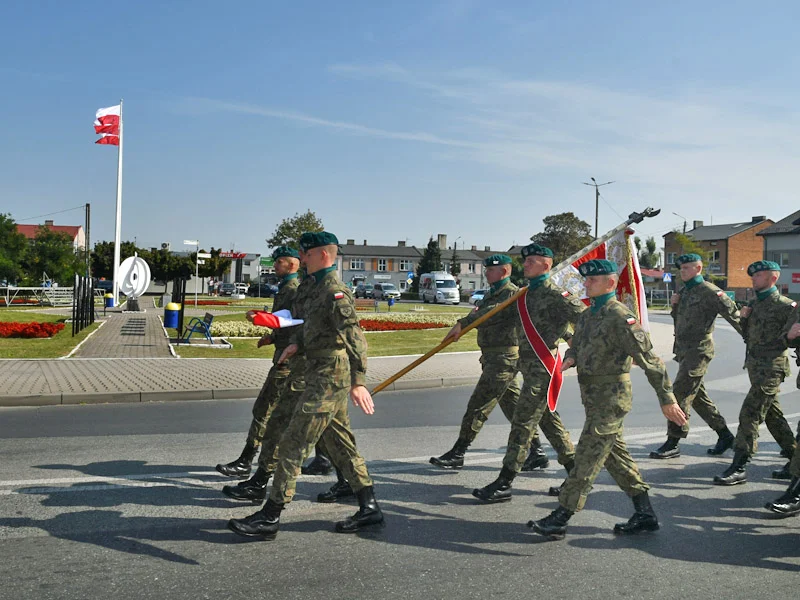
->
[668, 353, 727, 438]
[559, 381, 648, 513]
[269, 355, 372, 505]
[255, 357, 306, 472]
[501, 355, 575, 474]
[244, 358, 291, 449]
[734, 363, 796, 456]
[457, 351, 520, 444]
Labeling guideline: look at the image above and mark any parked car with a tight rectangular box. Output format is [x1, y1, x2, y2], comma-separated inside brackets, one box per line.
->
[419, 271, 460, 305]
[248, 283, 279, 297]
[219, 283, 236, 296]
[372, 282, 401, 300]
[354, 283, 375, 299]
[470, 289, 487, 305]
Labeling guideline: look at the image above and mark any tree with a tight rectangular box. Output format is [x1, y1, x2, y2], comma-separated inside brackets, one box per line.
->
[510, 256, 525, 287]
[449, 246, 461, 278]
[146, 248, 193, 292]
[635, 235, 660, 269]
[412, 237, 442, 293]
[197, 247, 232, 280]
[90, 240, 140, 280]
[266, 210, 324, 249]
[0, 214, 28, 284]
[21, 226, 84, 285]
[530, 212, 593, 264]
[671, 231, 725, 286]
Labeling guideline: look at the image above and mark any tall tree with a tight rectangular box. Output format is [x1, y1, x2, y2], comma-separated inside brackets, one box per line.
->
[90, 240, 140, 280]
[635, 235, 660, 269]
[197, 247, 232, 280]
[266, 210, 324, 249]
[530, 212, 593, 264]
[0, 214, 28, 284]
[146, 248, 193, 292]
[412, 237, 442, 293]
[449, 246, 461, 277]
[22, 226, 84, 285]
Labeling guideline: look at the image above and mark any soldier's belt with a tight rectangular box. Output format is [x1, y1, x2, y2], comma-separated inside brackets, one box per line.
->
[306, 348, 347, 358]
[480, 346, 519, 355]
[577, 373, 631, 385]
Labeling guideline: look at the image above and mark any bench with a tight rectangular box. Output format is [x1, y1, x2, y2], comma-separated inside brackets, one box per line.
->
[182, 312, 214, 343]
[354, 298, 377, 311]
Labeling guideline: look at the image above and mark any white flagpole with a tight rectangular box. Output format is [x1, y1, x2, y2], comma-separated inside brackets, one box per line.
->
[112, 99, 124, 306]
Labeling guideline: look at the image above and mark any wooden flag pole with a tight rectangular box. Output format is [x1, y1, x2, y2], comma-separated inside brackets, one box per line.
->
[371, 207, 661, 396]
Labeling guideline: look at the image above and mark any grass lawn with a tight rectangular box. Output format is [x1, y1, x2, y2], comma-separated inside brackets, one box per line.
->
[174, 327, 478, 358]
[0, 309, 101, 359]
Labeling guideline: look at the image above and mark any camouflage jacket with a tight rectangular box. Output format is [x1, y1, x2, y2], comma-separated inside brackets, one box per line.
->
[290, 269, 368, 387]
[672, 279, 742, 358]
[565, 299, 677, 407]
[517, 277, 585, 357]
[269, 275, 301, 354]
[741, 288, 799, 370]
[458, 279, 519, 350]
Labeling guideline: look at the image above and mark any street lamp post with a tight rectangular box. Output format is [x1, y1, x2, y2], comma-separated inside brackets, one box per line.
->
[184, 239, 199, 307]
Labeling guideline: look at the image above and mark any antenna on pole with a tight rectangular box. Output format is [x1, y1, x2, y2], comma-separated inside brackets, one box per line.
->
[582, 177, 615, 239]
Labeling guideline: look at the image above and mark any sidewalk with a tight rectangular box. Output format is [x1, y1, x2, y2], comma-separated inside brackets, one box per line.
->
[0, 320, 675, 407]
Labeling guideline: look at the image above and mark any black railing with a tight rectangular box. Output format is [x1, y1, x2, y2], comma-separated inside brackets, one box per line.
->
[72, 275, 95, 336]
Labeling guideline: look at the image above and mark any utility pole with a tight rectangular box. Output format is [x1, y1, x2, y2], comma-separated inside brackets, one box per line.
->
[582, 177, 614, 239]
[85, 203, 91, 277]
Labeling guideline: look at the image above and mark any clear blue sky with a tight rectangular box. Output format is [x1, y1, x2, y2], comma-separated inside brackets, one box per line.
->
[2, 1, 798, 258]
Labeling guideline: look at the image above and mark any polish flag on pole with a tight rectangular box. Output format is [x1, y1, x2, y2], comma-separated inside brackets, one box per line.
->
[550, 227, 650, 332]
[249, 309, 304, 329]
[94, 105, 120, 145]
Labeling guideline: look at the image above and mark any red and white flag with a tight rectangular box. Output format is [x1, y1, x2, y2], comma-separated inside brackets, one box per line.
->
[250, 309, 304, 329]
[551, 228, 650, 331]
[94, 105, 120, 145]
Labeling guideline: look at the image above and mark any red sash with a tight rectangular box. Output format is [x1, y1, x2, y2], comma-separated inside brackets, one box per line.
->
[516, 289, 563, 412]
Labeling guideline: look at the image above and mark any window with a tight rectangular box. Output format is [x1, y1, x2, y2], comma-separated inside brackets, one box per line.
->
[468, 263, 475, 273]
[244, 260, 251, 266]
[350, 258, 364, 270]
[774, 252, 790, 267]
[707, 250, 720, 263]
[666, 252, 677, 266]
[399, 259, 413, 271]
[378, 259, 387, 272]
[469, 281, 476, 289]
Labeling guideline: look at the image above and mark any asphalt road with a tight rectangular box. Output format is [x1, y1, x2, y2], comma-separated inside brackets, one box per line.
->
[1, 316, 798, 599]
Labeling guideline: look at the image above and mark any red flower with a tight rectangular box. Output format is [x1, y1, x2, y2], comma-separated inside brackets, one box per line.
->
[0, 321, 65, 338]
[358, 320, 448, 332]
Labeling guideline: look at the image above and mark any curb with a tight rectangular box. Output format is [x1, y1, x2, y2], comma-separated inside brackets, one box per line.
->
[0, 376, 481, 407]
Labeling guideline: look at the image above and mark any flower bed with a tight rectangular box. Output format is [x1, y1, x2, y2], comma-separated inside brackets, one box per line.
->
[0, 321, 65, 338]
[359, 319, 449, 332]
[188, 300, 231, 306]
[0, 299, 40, 306]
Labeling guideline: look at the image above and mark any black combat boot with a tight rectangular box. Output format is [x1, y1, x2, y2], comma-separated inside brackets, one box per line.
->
[527, 506, 573, 540]
[707, 427, 735, 456]
[472, 467, 515, 503]
[317, 468, 356, 503]
[613, 492, 660, 534]
[772, 462, 792, 480]
[548, 459, 574, 497]
[765, 477, 800, 517]
[521, 439, 550, 471]
[713, 450, 749, 486]
[429, 438, 470, 470]
[215, 444, 258, 478]
[335, 486, 384, 533]
[222, 467, 271, 503]
[649, 436, 681, 460]
[301, 446, 333, 475]
[227, 498, 283, 539]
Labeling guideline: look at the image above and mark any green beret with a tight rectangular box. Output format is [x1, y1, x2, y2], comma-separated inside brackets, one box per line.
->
[747, 260, 781, 276]
[520, 244, 554, 259]
[675, 253, 702, 267]
[271, 246, 299, 260]
[298, 231, 339, 252]
[578, 259, 618, 277]
[483, 253, 512, 267]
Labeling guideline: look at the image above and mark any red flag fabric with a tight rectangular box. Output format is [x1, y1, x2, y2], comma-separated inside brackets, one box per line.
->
[94, 105, 120, 145]
[250, 309, 304, 329]
[95, 134, 120, 145]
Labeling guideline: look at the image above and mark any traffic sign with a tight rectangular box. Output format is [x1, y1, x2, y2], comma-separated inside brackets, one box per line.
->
[183, 239, 198, 246]
[197, 252, 211, 259]
[407, 278, 413, 285]
[662, 273, 672, 283]
[197, 259, 205, 265]
[407, 272, 414, 279]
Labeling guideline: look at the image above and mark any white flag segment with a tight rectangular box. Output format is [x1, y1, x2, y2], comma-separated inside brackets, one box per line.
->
[551, 228, 649, 331]
[94, 105, 121, 135]
[95, 105, 121, 122]
[251, 309, 304, 329]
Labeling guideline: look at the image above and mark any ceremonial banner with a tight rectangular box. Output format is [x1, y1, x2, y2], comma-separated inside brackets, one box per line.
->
[550, 228, 649, 331]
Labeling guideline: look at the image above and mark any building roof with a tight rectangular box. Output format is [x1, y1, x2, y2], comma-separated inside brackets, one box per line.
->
[663, 219, 770, 241]
[448, 248, 483, 261]
[757, 210, 800, 236]
[16, 224, 82, 240]
[339, 244, 422, 258]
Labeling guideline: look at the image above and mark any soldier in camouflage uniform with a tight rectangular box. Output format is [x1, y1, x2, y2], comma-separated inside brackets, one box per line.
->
[529, 259, 686, 540]
[472, 244, 581, 504]
[650, 253, 742, 460]
[215, 246, 302, 479]
[430, 254, 552, 473]
[228, 232, 382, 540]
[714, 261, 799, 486]
[765, 321, 800, 516]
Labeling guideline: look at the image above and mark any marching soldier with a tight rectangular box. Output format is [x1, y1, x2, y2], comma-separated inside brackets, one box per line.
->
[714, 261, 798, 486]
[430, 254, 551, 473]
[472, 244, 580, 504]
[227, 232, 382, 540]
[765, 321, 800, 517]
[529, 259, 686, 540]
[650, 253, 741, 460]
[215, 246, 302, 479]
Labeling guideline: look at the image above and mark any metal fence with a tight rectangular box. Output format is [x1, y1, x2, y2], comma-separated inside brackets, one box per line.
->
[72, 275, 95, 336]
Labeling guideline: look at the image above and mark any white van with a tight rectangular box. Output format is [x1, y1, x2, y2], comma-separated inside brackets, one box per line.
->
[419, 272, 460, 305]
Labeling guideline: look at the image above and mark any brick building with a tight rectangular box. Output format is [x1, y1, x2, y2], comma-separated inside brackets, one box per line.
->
[757, 209, 800, 300]
[16, 220, 86, 252]
[663, 216, 773, 299]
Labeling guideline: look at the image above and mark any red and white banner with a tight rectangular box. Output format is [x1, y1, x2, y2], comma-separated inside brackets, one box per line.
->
[517, 290, 564, 412]
[94, 105, 120, 145]
[250, 309, 304, 329]
[551, 228, 650, 331]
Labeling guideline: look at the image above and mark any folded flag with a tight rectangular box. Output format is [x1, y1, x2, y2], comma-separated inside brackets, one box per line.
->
[251, 309, 304, 329]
